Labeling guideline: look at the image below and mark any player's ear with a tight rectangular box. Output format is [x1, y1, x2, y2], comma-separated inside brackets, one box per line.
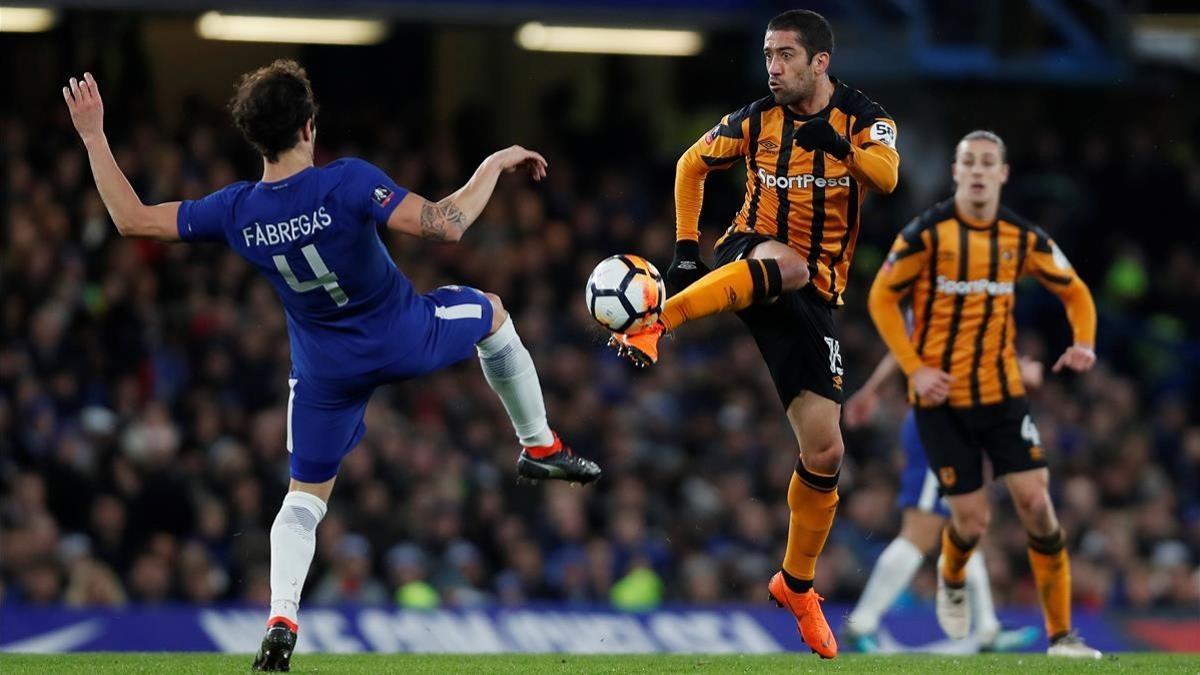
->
[1000, 162, 1010, 185]
[809, 51, 827, 74]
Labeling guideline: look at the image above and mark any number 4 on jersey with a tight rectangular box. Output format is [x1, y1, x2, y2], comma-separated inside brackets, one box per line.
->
[1021, 414, 1042, 446]
[273, 244, 349, 307]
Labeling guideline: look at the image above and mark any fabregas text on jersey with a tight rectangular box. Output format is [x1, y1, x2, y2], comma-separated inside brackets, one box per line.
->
[242, 207, 332, 247]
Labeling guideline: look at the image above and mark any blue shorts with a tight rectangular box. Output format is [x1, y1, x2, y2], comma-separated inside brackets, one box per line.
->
[896, 410, 950, 517]
[286, 286, 494, 483]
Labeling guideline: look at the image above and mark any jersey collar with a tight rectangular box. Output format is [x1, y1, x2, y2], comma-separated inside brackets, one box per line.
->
[257, 165, 317, 191]
[954, 205, 999, 230]
[787, 76, 843, 121]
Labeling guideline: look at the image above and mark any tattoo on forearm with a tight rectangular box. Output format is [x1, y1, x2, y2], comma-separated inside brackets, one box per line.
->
[419, 200, 467, 241]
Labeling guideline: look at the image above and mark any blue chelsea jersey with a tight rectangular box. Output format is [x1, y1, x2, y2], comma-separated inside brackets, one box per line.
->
[176, 158, 417, 378]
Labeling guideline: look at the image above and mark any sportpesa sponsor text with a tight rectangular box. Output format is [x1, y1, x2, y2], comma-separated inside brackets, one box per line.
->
[756, 168, 852, 190]
[936, 276, 1014, 296]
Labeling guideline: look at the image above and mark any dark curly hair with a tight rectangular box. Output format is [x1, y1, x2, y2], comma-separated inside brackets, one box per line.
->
[230, 60, 318, 162]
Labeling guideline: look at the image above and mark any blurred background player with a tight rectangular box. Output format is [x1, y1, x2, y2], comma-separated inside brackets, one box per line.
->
[61, 61, 600, 671]
[841, 351, 1041, 653]
[609, 9, 900, 659]
[867, 130, 1101, 658]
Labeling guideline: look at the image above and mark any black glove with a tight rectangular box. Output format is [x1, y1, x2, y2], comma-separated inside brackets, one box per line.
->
[793, 118, 851, 160]
[666, 239, 709, 294]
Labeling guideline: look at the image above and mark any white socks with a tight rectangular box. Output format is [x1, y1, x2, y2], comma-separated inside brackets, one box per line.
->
[847, 535, 1003, 639]
[966, 549, 1001, 639]
[476, 316, 554, 447]
[846, 536, 924, 635]
[268, 490, 327, 625]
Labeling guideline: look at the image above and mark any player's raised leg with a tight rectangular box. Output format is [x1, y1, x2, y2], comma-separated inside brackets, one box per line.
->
[768, 391, 842, 659]
[475, 292, 600, 484]
[1005, 468, 1100, 658]
[609, 242, 808, 366]
[255, 476, 334, 671]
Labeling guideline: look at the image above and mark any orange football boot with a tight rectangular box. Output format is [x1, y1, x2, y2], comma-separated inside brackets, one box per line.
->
[606, 321, 666, 367]
[768, 571, 838, 659]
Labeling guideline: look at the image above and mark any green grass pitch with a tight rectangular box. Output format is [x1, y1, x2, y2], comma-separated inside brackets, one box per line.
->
[1, 653, 1198, 674]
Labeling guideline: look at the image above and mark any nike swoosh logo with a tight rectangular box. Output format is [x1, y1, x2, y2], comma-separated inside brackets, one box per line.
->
[1, 620, 103, 653]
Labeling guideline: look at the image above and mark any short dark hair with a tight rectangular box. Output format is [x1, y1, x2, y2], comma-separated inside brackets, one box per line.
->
[959, 130, 1007, 161]
[230, 60, 318, 162]
[767, 10, 834, 61]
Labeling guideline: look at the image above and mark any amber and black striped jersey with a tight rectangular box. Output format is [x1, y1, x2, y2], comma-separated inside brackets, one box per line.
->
[868, 199, 1097, 408]
[675, 77, 899, 306]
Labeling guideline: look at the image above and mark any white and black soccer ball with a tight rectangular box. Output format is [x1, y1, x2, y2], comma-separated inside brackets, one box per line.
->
[585, 254, 665, 333]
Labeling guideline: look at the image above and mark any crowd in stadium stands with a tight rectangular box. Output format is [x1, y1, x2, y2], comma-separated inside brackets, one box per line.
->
[2, 92, 1198, 615]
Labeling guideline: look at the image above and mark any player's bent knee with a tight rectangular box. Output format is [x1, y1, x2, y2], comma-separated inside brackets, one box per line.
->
[1014, 488, 1053, 521]
[776, 251, 810, 291]
[951, 505, 990, 541]
[483, 292, 508, 333]
[801, 440, 844, 476]
[288, 476, 336, 503]
[964, 510, 990, 540]
[748, 242, 808, 292]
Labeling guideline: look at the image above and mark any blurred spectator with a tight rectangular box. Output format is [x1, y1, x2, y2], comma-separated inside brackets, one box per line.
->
[436, 540, 491, 607]
[127, 554, 171, 604]
[64, 558, 127, 607]
[311, 534, 388, 605]
[387, 543, 439, 609]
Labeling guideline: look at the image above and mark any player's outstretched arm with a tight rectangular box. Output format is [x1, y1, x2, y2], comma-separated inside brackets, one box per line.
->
[845, 117, 899, 194]
[63, 73, 180, 241]
[867, 279, 951, 403]
[1024, 232, 1098, 373]
[845, 142, 899, 194]
[794, 116, 899, 194]
[387, 145, 546, 242]
[868, 230, 952, 403]
[867, 234, 928, 378]
[667, 117, 746, 291]
[666, 150, 712, 292]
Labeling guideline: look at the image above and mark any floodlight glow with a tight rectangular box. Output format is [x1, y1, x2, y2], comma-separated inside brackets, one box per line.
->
[515, 22, 702, 56]
[196, 12, 387, 46]
[0, 7, 58, 32]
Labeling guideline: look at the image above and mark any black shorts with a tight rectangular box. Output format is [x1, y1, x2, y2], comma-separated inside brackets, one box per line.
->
[913, 397, 1047, 496]
[714, 233, 844, 406]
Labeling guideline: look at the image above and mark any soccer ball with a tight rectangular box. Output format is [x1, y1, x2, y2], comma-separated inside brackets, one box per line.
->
[585, 254, 665, 333]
